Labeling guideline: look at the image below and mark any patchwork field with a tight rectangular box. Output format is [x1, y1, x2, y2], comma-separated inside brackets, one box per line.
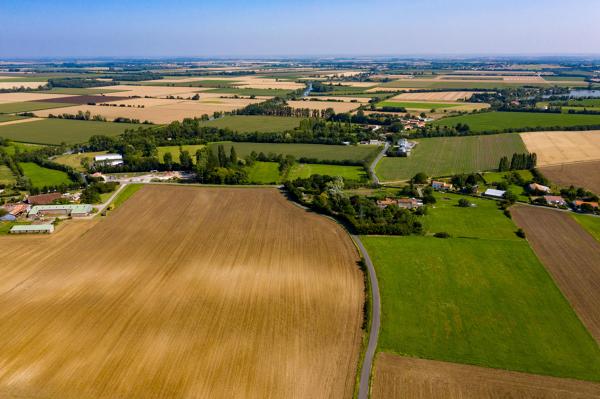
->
[432, 112, 600, 132]
[512, 205, 600, 343]
[572, 214, 600, 242]
[0, 81, 47, 89]
[286, 100, 361, 113]
[377, 101, 463, 110]
[0, 186, 364, 398]
[198, 115, 302, 132]
[388, 91, 478, 102]
[372, 354, 600, 399]
[539, 160, 600, 194]
[0, 118, 145, 145]
[376, 133, 526, 182]
[520, 131, 600, 166]
[0, 101, 78, 114]
[0, 92, 78, 102]
[19, 162, 73, 188]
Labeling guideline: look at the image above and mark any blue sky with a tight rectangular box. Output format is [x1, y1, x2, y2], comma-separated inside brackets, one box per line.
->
[1, 0, 599, 58]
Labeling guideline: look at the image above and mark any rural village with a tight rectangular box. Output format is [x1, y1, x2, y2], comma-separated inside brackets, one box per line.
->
[1, 2, 600, 398]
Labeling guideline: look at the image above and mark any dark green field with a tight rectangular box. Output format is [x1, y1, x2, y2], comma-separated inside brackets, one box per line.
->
[431, 111, 600, 132]
[362, 195, 600, 381]
[0, 165, 16, 185]
[0, 101, 76, 114]
[198, 115, 302, 133]
[376, 134, 526, 181]
[19, 162, 73, 187]
[0, 115, 24, 123]
[209, 141, 380, 162]
[0, 118, 146, 145]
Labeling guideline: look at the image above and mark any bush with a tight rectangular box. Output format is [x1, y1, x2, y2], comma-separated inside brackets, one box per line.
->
[458, 198, 471, 207]
[412, 172, 428, 184]
[434, 232, 450, 238]
[516, 228, 526, 238]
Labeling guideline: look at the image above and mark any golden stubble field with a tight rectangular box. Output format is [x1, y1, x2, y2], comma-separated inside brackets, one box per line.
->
[0, 186, 364, 399]
[520, 131, 600, 166]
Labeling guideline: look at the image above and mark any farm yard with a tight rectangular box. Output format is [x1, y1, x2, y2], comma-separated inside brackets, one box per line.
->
[431, 111, 600, 132]
[0, 118, 146, 145]
[539, 160, 600, 194]
[511, 205, 600, 343]
[0, 185, 364, 398]
[520, 130, 600, 166]
[372, 354, 600, 399]
[376, 133, 526, 182]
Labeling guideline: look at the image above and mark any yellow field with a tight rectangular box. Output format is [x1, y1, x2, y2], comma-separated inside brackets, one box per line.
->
[520, 131, 600, 166]
[0, 117, 39, 126]
[389, 91, 478, 102]
[0, 186, 364, 398]
[287, 100, 361, 113]
[306, 96, 371, 103]
[0, 82, 47, 89]
[100, 84, 212, 98]
[0, 92, 76, 102]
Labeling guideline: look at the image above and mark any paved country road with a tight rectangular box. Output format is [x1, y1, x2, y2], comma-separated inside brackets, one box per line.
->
[353, 235, 381, 399]
[369, 142, 389, 185]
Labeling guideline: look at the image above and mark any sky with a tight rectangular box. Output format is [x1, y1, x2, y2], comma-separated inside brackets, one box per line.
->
[1, 0, 599, 58]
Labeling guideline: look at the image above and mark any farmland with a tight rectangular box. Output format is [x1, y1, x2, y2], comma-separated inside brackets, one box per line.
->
[0, 118, 146, 145]
[539, 160, 600, 194]
[53, 151, 108, 171]
[246, 161, 281, 184]
[0, 114, 23, 123]
[288, 163, 367, 181]
[520, 130, 600, 166]
[157, 145, 205, 163]
[431, 111, 600, 132]
[0, 164, 16, 185]
[197, 115, 302, 133]
[19, 162, 73, 187]
[372, 354, 600, 399]
[377, 101, 463, 110]
[571, 213, 600, 242]
[388, 91, 477, 102]
[376, 133, 526, 181]
[208, 141, 380, 162]
[512, 205, 600, 343]
[0, 101, 77, 114]
[0, 186, 364, 398]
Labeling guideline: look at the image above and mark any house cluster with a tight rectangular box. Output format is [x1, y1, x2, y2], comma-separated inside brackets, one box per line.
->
[401, 118, 427, 129]
[541, 196, 598, 210]
[397, 138, 417, 157]
[377, 197, 423, 210]
[431, 181, 454, 191]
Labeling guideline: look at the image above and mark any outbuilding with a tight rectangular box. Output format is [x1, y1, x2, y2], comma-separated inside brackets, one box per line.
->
[10, 224, 54, 234]
[94, 154, 124, 166]
[483, 188, 506, 199]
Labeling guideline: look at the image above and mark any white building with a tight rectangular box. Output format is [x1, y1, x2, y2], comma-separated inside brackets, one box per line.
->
[94, 154, 124, 166]
[483, 188, 506, 199]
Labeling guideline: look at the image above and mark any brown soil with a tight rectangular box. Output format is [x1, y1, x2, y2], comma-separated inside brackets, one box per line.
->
[511, 205, 600, 343]
[539, 160, 600, 194]
[0, 186, 364, 399]
[372, 353, 600, 399]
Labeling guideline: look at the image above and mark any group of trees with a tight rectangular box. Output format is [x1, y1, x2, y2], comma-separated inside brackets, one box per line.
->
[47, 78, 114, 88]
[498, 152, 537, 171]
[80, 181, 119, 204]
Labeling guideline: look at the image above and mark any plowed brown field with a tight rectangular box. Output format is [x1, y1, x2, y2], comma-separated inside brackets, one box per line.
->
[372, 353, 600, 399]
[540, 160, 600, 194]
[0, 186, 364, 399]
[511, 205, 600, 343]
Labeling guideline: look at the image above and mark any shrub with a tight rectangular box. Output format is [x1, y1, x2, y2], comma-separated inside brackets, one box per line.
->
[434, 232, 450, 238]
[458, 198, 471, 207]
[516, 228, 526, 238]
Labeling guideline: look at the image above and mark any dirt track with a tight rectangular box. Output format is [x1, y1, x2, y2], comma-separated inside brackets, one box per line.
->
[372, 353, 600, 399]
[511, 205, 600, 343]
[0, 186, 364, 398]
[540, 160, 600, 194]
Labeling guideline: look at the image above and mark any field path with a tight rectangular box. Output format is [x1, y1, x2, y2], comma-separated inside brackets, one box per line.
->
[370, 142, 389, 185]
[353, 235, 381, 399]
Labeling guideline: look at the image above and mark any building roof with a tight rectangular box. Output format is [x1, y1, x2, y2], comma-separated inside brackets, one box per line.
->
[0, 214, 16, 221]
[528, 183, 550, 192]
[544, 195, 565, 203]
[29, 204, 92, 216]
[10, 224, 54, 232]
[574, 200, 599, 207]
[484, 188, 506, 197]
[27, 192, 63, 205]
[95, 154, 123, 161]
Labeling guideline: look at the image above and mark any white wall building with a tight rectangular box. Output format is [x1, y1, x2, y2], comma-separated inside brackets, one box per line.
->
[94, 154, 124, 166]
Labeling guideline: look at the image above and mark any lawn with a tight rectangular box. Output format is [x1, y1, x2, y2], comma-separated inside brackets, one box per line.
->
[19, 162, 73, 188]
[110, 184, 143, 209]
[0, 118, 146, 145]
[377, 101, 462, 110]
[362, 235, 600, 381]
[0, 165, 16, 185]
[288, 163, 367, 181]
[376, 134, 526, 181]
[0, 101, 77, 114]
[53, 151, 108, 171]
[431, 111, 600, 132]
[246, 161, 281, 184]
[157, 145, 205, 163]
[209, 141, 380, 163]
[571, 213, 600, 242]
[0, 142, 43, 155]
[198, 115, 302, 133]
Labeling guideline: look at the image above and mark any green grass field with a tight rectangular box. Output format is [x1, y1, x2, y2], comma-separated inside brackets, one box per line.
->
[110, 184, 143, 209]
[288, 163, 367, 180]
[204, 87, 294, 96]
[0, 142, 43, 155]
[376, 134, 526, 181]
[0, 165, 16, 185]
[157, 145, 205, 163]
[0, 118, 146, 145]
[431, 111, 600, 132]
[0, 114, 24, 123]
[377, 101, 462, 110]
[53, 151, 108, 171]
[208, 141, 380, 162]
[246, 161, 281, 184]
[571, 213, 600, 242]
[19, 162, 73, 188]
[198, 115, 302, 133]
[0, 102, 77, 114]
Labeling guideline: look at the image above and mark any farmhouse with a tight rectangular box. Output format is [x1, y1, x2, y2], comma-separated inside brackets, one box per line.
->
[484, 188, 506, 199]
[572, 200, 599, 210]
[528, 183, 551, 193]
[10, 224, 54, 234]
[377, 197, 422, 209]
[27, 192, 63, 205]
[432, 181, 453, 191]
[94, 153, 124, 166]
[543, 195, 567, 207]
[3, 203, 30, 216]
[28, 204, 92, 218]
[397, 138, 417, 156]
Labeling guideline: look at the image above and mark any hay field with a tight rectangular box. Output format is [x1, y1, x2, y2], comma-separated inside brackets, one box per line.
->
[539, 160, 600, 194]
[287, 100, 361, 113]
[0, 92, 76, 102]
[306, 96, 371, 103]
[34, 97, 265, 124]
[389, 91, 477, 102]
[512, 205, 600, 343]
[0, 186, 363, 398]
[520, 131, 600, 166]
[0, 117, 38, 127]
[372, 354, 600, 399]
[99, 84, 211, 98]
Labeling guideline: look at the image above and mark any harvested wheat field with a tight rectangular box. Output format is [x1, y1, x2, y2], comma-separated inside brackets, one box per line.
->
[0, 92, 77, 102]
[521, 131, 600, 166]
[372, 353, 600, 399]
[0, 82, 47, 90]
[0, 185, 364, 399]
[306, 96, 371, 103]
[99, 84, 212, 98]
[511, 205, 600, 343]
[287, 100, 361, 113]
[0, 117, 39, 126]
[539, 160, 600, 194]
[389, 91, 477, 102]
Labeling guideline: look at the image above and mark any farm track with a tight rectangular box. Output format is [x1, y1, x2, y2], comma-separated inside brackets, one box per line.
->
[511, 205, 600, 343]
[372, 353, 600, 399]
[0, 186, 364, 398]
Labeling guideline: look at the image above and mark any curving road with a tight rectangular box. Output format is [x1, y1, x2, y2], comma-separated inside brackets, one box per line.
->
[353, 235, 381, 399]
[369, 142, 389, 185]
